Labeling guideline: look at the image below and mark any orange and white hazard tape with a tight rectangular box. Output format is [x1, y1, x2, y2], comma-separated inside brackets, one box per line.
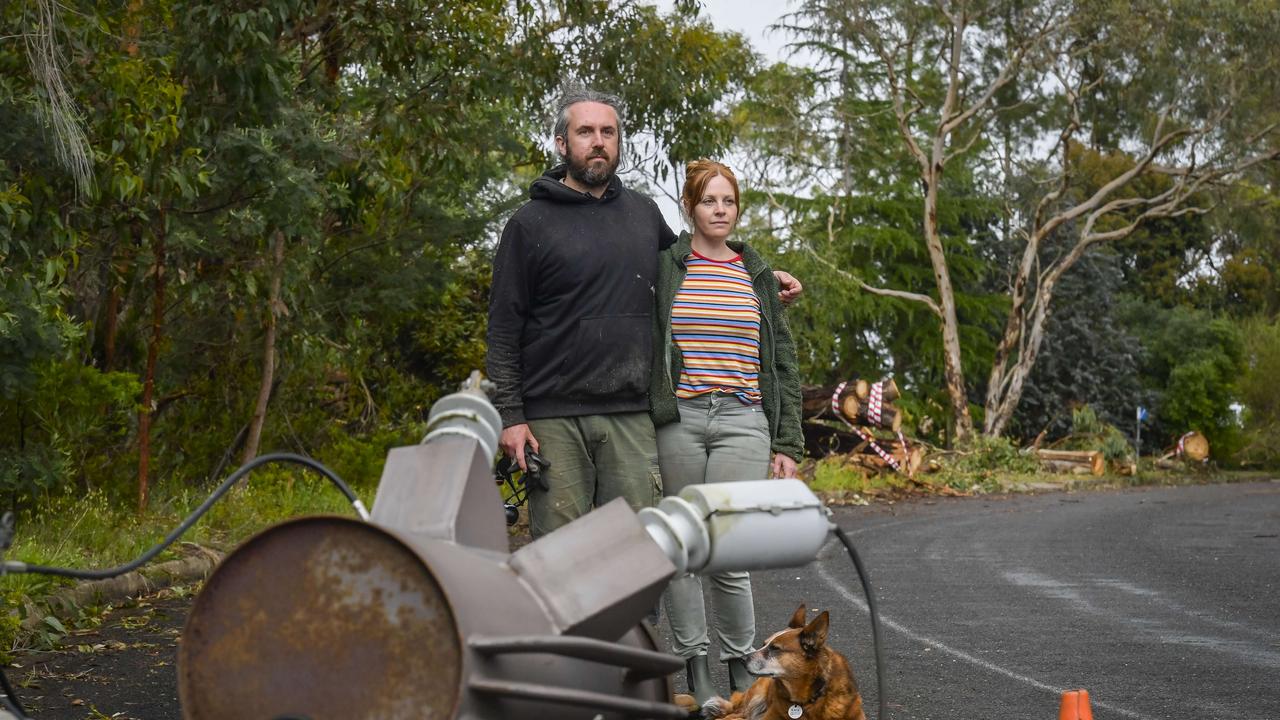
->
[831, 380, 902, 473]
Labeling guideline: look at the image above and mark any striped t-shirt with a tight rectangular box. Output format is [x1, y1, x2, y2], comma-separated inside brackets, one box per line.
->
[672, 252, 762, 404]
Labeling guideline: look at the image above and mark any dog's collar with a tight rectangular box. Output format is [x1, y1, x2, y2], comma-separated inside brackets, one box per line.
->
[785, 676, 827, 717]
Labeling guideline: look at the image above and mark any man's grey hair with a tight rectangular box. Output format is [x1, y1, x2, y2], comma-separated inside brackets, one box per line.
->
[552, 84, 626, 159]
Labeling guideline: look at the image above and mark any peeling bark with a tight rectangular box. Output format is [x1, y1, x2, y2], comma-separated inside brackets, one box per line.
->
[922, 167, 975, 444]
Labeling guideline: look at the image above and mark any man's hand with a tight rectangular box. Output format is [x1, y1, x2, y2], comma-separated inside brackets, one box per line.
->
[770, 452, 798, 479]
[773, 270, 803, 305]
[500, 424, 540, 471]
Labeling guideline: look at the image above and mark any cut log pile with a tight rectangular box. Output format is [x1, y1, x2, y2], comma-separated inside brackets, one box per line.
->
[1033, 448, 1105, 476]
[802, 377, 928, 477]
[803, 381, 1214, 480]
[1027, 429, 1208, 476]
[801, 377, 902, 432]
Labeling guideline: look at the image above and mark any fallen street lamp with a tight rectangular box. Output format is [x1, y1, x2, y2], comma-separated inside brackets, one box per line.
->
[178, 376, 836, 720]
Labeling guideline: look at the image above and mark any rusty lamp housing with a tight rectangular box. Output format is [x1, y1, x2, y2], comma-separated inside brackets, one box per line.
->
[178, 379, 835, 720]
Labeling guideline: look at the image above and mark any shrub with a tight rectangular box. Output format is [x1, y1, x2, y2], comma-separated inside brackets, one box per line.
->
[1238, 316, 1280, 468]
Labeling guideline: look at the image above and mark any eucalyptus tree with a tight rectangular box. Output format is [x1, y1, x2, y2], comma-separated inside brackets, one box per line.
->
[765, 0, 1280, 442]
[731, 59, 1006, 441]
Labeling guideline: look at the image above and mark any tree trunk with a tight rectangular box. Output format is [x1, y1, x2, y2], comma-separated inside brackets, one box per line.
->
[922, 166, 975, 444]
[241, 231, 287, 465]
[1041, 460, 1096, 475]
[1168, 431, 1209, 462]
[804, 422, 869, 457]
[1035, 448, 1104, 476]
[983, 270, 1059, 437]
[136, 216, 165, 511]
[102, 284, 121, 370]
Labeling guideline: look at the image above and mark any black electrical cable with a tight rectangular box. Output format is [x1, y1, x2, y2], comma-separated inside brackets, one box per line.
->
[0, 665, 31, 720]
[2, 453, 364, 580]
[0, 453, 364, 719]
[833, 525, 888, 720]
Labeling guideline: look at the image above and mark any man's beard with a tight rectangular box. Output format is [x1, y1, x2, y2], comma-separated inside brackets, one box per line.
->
[565, 147, 619, 188]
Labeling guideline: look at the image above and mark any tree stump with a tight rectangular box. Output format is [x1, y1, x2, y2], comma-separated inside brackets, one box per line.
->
[1177, 431, 1209, 462]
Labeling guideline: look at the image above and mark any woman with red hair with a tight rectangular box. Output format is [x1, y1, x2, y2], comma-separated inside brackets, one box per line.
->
[649, 159, 804, 703]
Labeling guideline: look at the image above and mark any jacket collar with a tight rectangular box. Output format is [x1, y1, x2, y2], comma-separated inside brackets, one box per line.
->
[529, 164, 622, 203]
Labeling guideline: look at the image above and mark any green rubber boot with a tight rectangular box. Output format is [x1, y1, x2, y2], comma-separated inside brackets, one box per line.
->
[727, 657, 753, 693]
[686, 654, 717, 704]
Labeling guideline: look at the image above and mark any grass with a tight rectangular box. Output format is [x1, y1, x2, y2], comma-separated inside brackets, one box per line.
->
[1, 463, 378, 657]
[805, 454, 1001, 497]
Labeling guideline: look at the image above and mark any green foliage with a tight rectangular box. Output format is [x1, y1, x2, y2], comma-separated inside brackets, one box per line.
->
[809, 457, 872, 494]
[1236, 316, 1280, 468]
[1099, 431, 1133, 464]
[1120, 300, 1245, 458]
[0, 264, 73, 401]
[569, 3, 756, 185]
[0, 1, 759, 517]
[808, 455, 970, 495]
[948, 435, 1040, 475]
[0, 590, 22, 661]
[198, 465, 370, 542]
[744, 0, 1280, 444]
[1071, 405, 1104, 436]
[1068, 405, 1134, 462]
[1005, 249, 1143, 442]
[0, 360, 141, 499]
[1197, 180, 1280, 318]
[0, 438, 69, 503]
[314, 423, 425, 490]
[812, 436, 1062, 496]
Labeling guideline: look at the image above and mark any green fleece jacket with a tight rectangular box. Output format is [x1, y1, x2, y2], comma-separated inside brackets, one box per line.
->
[649, 232, 804, 461]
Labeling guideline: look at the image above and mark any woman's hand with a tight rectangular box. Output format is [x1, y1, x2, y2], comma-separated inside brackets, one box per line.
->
[770, 452, 797, 478]
[772, 270, 803, 305]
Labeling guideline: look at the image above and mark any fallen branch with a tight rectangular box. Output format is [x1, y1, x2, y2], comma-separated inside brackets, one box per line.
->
[21, 543, 224, 630]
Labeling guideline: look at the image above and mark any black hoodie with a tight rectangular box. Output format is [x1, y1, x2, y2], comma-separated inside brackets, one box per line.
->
[486, 166, 677, 426]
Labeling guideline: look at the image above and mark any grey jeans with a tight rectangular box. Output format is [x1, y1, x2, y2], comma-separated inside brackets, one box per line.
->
[657, 394, 771, 660]
[526, 412, 662, 539]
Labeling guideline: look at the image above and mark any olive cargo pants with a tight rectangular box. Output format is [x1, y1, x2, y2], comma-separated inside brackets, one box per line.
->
[526, 412, 662, 539]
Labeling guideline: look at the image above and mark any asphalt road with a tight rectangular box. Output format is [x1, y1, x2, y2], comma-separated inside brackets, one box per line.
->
[736, 480, 1280, 720]
[9, 480, 1279, 719]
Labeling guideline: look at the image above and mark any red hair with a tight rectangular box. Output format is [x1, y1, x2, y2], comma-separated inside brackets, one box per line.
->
[681, 159, 741, 217]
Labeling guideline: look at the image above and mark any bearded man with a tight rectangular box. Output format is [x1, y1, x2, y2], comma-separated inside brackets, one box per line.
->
[486, 85, 800, 538]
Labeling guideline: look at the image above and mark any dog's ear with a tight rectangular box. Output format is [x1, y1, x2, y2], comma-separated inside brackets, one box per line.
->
[800, 610, 830, 655]
[788, 604, 808, 629]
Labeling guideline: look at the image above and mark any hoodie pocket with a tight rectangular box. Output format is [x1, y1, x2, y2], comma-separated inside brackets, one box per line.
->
[560, 314, 652, 398]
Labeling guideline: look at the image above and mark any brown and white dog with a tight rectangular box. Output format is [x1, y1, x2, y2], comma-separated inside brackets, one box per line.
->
[696, 604, 866, 720]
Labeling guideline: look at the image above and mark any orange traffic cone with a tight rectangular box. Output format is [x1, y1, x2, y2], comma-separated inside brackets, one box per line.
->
[1058, 689, 1094, 720]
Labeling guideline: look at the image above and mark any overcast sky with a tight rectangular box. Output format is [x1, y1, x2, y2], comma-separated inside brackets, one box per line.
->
[643, 0, 804, 228]
[670, 0, 798, 59]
